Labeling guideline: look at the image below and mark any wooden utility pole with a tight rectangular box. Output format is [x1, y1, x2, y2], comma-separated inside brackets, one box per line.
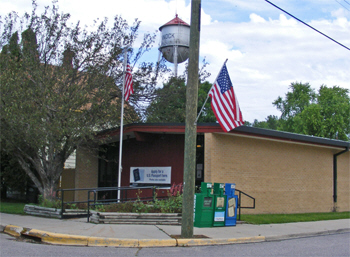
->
[181, 0, 201, 238]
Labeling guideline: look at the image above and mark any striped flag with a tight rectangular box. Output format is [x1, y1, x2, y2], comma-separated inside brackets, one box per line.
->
[209, 64, 244, 132]
[124, 64, 133, 101]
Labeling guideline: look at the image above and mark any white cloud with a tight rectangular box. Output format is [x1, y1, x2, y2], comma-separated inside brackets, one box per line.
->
[249, 13, 267, 23]
[331, 7, 350, 19]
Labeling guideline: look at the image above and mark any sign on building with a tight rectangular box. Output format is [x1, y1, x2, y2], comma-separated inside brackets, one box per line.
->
[129, 167, 171, 185]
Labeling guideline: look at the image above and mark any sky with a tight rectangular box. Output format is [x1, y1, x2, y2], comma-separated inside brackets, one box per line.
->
[1, 0, 349, 123]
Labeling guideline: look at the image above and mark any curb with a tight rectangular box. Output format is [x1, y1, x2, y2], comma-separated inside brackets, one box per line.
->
[1, 224, 349, 248]
[3, 224, 23, 237]
[265, 228, 350, 241]
[2, 225, 178, 247]
[176, 236, 265, 247]
[1, 224, 263, 247]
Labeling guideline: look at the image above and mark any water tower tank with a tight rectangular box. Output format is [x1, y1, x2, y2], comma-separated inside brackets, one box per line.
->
[159, 15, 190, 67]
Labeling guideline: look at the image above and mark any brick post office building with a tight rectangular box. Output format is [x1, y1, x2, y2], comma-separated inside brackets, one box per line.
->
[67, 123, 349, 214]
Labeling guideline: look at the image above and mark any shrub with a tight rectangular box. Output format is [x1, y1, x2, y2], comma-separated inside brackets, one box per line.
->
[38, 195, 61, 209]
[153, 189, 183, 213]
[132, 190, 149, 213]
[92, 202, 106, 212]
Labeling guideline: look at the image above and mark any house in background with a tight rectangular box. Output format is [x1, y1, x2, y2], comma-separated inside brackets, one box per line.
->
[62, 123, 349, 214]
[60, 151, 76, 202]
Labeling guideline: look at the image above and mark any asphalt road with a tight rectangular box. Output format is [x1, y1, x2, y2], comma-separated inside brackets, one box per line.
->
[1, 232, 349, 257]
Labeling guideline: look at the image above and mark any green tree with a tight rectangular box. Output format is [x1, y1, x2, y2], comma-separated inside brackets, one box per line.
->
[145, 78, 216, 123]
[145, 77, 187, 122]
[0, 1, 163, 200]
[273, 82, 316, 132]
[197, 81, 216, 123]
[273, 82, 349, 141]
[251, 115, 279, 130]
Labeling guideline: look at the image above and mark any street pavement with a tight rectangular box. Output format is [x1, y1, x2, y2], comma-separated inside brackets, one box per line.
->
[1, 213, 349, 247]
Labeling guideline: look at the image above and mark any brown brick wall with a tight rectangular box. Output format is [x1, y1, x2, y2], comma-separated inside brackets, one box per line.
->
[74, 147, 98, 201]
[60, 169, 75, 202]
[204, 133, 349, 214]
[337, 151, 350, 212]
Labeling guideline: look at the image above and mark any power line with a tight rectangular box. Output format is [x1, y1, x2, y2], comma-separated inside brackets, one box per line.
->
[335, 0, 350, 12]
[343, 0, 350, 6]
[264, 0, 350, 52]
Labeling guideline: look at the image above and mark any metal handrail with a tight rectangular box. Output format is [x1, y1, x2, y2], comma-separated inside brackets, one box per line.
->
[56, 186, 169, 220]
[86, 186, 169, 222]
[235, 189, 256, 221]
[57, 186, 254, 222]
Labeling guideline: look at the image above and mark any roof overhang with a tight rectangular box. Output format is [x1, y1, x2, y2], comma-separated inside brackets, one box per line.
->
[97, 123, 350, 150]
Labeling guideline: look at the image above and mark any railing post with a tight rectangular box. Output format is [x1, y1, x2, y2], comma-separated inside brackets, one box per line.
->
[238, 191, 241, 221]
[94, 190, 97, 206]
[87, 190, 96, 223]
[87, 190, 90, 223]
[152, 186, 156, 202]
[60, 189, 64, 219]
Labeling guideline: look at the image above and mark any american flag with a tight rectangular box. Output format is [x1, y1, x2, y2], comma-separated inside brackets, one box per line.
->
[209, 64, 244, 132]
[124, 64, 133, 101]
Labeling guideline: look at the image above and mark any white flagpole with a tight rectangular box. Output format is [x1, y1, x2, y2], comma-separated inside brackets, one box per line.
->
[195, 59, 228, 124]
[117, 47, 128, 202]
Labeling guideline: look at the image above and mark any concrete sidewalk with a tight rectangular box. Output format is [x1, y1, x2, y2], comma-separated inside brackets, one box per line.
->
[1, 213, 349, 247]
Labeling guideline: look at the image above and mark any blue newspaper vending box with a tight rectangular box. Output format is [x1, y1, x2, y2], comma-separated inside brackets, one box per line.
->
[225, 183, 238, 226]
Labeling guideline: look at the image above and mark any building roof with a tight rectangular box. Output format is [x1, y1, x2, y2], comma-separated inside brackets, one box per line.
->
[97, 123, 350, 150]
[159, 14, 190, 31]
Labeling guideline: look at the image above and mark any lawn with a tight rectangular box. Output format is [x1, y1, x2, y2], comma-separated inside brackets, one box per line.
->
[0, 201, 26, 215]
[240, 212, 350, 224]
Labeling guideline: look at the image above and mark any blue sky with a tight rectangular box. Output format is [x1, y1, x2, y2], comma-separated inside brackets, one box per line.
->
[1, 0, 349, 122]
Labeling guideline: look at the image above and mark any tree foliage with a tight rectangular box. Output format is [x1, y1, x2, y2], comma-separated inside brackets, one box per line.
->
[0, 1, 165, 199]
[251, 82, 350, 141]
[250, 115, 279, 130]
[273, 82, 316, 133]
[145, 77, 216, 123]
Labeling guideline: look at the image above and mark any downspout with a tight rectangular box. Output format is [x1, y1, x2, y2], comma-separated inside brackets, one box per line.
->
[333, 146, 349, 207]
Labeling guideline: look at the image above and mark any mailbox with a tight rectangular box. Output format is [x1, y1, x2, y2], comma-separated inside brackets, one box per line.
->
[225, 183, 238, 226]
[213, 183, 227, 227]
[194, 182, 214, 227]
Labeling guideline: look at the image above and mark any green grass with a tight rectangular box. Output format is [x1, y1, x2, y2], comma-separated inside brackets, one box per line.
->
[240, 212, 350, 224]
[0, 201, 26, 215]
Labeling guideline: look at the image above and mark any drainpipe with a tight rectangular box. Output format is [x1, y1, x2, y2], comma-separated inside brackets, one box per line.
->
[333, 147, 349, 204]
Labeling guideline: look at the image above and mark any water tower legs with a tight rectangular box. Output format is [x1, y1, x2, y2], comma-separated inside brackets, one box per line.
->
[174, 45, 178, 77]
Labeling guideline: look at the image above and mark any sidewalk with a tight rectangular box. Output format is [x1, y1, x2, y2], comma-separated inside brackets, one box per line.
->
[1, 213, 349, 247]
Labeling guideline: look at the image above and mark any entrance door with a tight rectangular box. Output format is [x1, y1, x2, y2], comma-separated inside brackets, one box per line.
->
[98, 144, 119, 200]
[196, 135, 204, 186]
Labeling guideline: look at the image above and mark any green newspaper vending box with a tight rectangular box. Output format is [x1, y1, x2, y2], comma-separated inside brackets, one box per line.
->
[213, 183, 227, 227]
[194, 182, 214, 227]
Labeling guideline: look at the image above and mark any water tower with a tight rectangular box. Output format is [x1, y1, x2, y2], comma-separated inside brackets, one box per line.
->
[158, 15, 190, 77]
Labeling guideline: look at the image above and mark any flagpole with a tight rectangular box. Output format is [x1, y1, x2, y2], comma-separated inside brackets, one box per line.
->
[194, 58, 228, 124]
[117, 47, 128, 202]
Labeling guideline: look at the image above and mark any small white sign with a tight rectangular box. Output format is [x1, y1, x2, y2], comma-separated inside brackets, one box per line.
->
[130, 167, 171, 184]
[214, 211, 225, 222]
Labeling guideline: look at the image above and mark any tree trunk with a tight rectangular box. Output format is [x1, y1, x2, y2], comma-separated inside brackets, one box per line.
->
[42, 182, 58, 201]
[15, 151, 63, 202]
